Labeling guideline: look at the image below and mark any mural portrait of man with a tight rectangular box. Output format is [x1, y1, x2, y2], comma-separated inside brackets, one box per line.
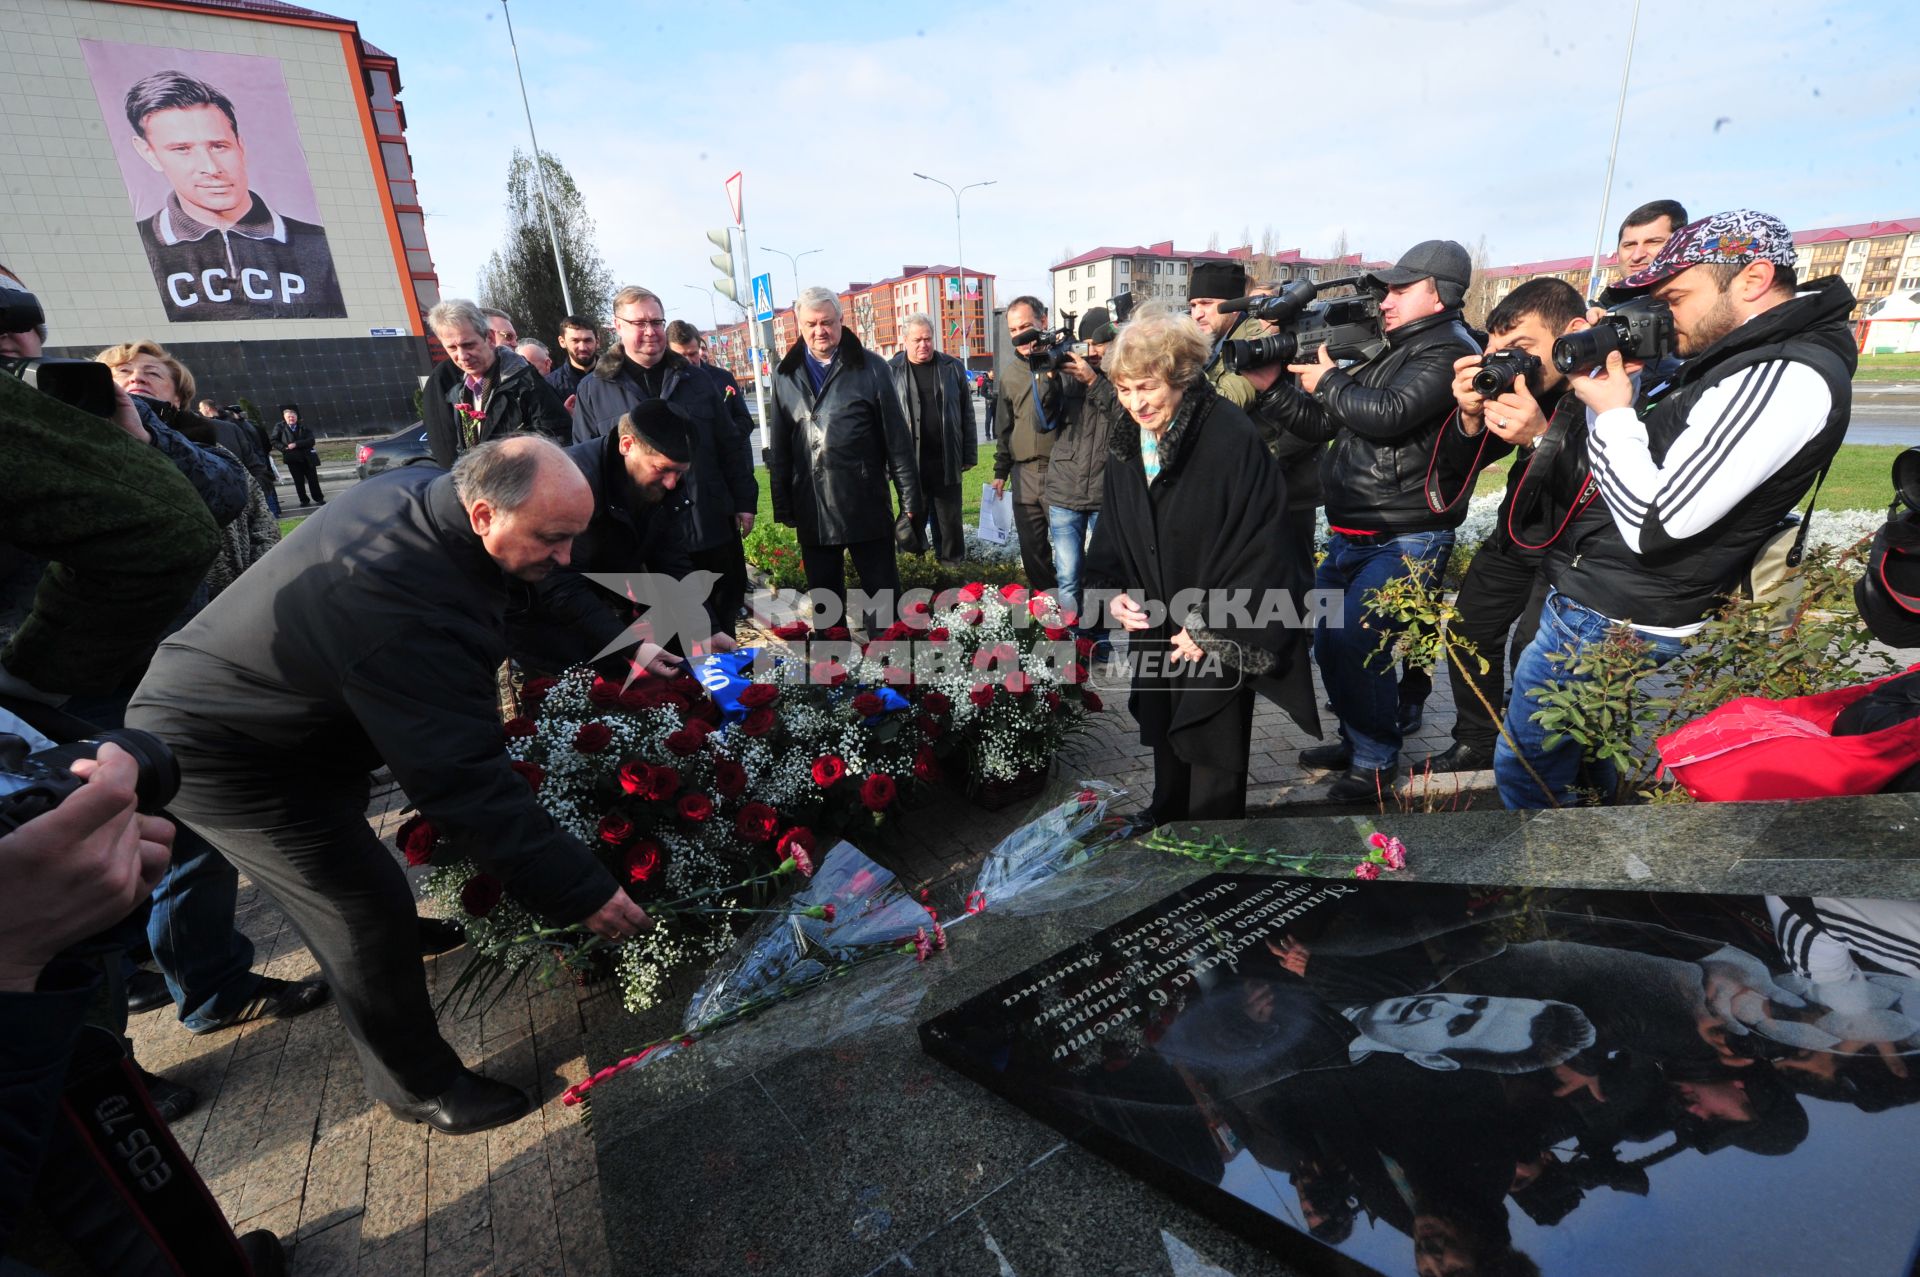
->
[82, 42, 349, 322]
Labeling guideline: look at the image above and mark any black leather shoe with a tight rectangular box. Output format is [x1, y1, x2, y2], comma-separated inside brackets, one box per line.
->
[136, 1066, 199, 1123]
[386, 1070, 533, 1136]
[186, 975, 330, 1035]
[1420, 741, 1496, 774]
[1299, 742, 1352, 771]
[418, 916, 467, 957]
[1326, 765, 1399, 803]
[127, 968, 172, 1015]
[1399, 702, 1425, 736]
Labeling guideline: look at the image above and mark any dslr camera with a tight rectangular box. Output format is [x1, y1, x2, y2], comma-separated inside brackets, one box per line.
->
[1472, 349, 1543, 398]
[1552, 296, 1675, 374]
[1216, 280, 1388, 372]
[1011, 310, 1080, 372]
[3, 285, 119, 417]
[0, 728, 181, 836]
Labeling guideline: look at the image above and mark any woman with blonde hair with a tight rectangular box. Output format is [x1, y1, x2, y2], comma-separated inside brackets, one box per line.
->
[1084, 302, 1307, 823]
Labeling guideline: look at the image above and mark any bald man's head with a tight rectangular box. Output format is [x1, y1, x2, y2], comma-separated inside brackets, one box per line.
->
[452, 436, 594, 581]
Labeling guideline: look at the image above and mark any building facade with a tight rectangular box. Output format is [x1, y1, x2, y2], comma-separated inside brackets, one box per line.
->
[1, 0, 440, 431]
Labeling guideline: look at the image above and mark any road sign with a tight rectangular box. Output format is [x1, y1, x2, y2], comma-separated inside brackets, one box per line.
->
[752, 273, 775, 322]
[725, 171, 744, 227]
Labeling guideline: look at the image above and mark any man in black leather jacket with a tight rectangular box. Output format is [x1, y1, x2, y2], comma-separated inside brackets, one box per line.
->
[887, 314, 978, 565]
[1263, 240, 1479, 800]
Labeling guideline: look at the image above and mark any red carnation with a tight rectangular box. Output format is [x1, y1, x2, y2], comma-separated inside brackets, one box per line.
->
[879, 622, 912, 642]
[742, 707, 776, 737]
[1043, 624, 1068, 641]
[665, 728, 704, 757]
[510, 760, 545, 793]
[811, 755, 847, 787]
[623, 840, 661, 884]
[670, 672, 703, 697]
[917, 713, 945, 739]
[1075, 636, 1096, 658]
[503, 716, 538, 740]
[645, 765, 679, 802]
[1003, 671, 1032, 696]
[618, 684, 654, 712]
[521, 676, 558, 708]
[1001, 583, 1029, 604]
[957, 582, 985, 603]
[777, 825, 816, 872]
[808, 661, 849, 687]
[677, 792, 714, 823]
[617, 759, 649, 796]
[1069, 663, 1089, 684]
[656, 691, 691, 716]
[714, 757, 747, 798]
[573, 722, 614, 753]
[913, 747, 940, 782]
[928, 626, 950, 642]
[396, 814, 438, 867]
[771, 621, 810, 640]
[969, 682, 995, 707]
[921, 691, 952, 715]
[823, 625, 852, 642]
[738, 682, 779, 708]
[587, 678, 621, 708]
[859, 773, 897, 811]
[598, 812, 635, 847]
[1045, 690, 1061, 710]
[459, 873, 504, 918]
[957, 607, 984, 627]
[1082, 689, 1104, 712]
[736, 801, 778, 842]
[1027, 593, 1052, 618]
[689, 699, 723, 727]
[851, 691, 884, 717]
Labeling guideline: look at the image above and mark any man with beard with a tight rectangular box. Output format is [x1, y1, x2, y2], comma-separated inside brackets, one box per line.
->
[1187, 258, 1262, 409]
[1494, 211, 1856, 808]
[547, 315, 601, 409]
[1418, 279, 1591, 773]
[128, 438, 647, 1134]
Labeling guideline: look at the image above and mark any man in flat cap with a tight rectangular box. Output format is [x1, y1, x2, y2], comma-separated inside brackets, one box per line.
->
[1262, 239, 1482, 801]
[513, 401, 737, 676]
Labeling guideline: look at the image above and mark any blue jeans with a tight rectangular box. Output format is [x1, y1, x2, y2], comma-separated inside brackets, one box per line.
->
[1494, 588, 1688, 809]
[260, 481, 281, 517]
[1312, 529, 1454, 772]
[1047, 506, 1099, 627]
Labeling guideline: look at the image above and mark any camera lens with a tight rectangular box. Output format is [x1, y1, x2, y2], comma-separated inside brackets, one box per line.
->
[1221, 333, 1298, 373]
[1552, 327, 1622, 375]
[1472, 365, 1512, 397]
[91, 729, 181, 813]
[1894, 446, 1920, 513]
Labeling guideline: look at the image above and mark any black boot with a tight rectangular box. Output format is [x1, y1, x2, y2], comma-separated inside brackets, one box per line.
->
[1419, 741, 1496, 774]
[1327, 765, 1399, 803]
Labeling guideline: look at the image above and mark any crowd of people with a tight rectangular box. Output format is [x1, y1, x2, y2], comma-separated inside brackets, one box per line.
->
[0, 192, 1889, 1271]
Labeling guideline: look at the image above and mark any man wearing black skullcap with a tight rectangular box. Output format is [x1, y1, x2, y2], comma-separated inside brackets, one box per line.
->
[1187, 259, 1261, 409]
[1261, 238, 1481, 801]
[514, 400, 737, 676]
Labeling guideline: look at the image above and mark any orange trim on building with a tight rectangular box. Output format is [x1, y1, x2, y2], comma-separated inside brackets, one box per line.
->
[338, 28, 420, 336]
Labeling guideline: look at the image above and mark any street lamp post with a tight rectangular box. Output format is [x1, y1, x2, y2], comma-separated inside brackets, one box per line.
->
[914, 173, 995, 362]
[682, 283, 719, 333]
[760, 246, 823, 310]
[1584, 0, 1643, 300]
[499, 0, 574, 316]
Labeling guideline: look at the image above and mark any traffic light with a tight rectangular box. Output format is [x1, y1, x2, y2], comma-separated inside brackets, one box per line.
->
[707, 228, 738, 302]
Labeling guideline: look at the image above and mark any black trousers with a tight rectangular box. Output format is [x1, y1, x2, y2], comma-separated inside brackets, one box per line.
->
[286, 454, 324, 504]
[1147, 692, 1255, 825]
[1445, 537, 1549, 751]
[918, 480, 965, 563]
[1011, 462, 1057, 590]
[178, 777, 463, 1105]
[691, 533, 748, 638]
[800, 536, 900, 632]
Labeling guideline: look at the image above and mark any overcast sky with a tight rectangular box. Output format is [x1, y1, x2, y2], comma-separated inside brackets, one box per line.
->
[369, 0, 1919, 325]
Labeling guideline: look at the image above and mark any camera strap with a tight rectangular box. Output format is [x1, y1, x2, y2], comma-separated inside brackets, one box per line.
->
[1504, 399, 1599, 552]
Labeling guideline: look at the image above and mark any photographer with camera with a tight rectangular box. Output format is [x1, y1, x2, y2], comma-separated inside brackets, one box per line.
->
[1189, 260, 1263, 409]
[1419, 279, 1591, 774]
[1493, 211, 1857, 809]
[993, 296, 1076, 590]
[1261, 240, 1481, 800]
[1235, 283, 1330, 575]
[1046, 307, 1123, 641]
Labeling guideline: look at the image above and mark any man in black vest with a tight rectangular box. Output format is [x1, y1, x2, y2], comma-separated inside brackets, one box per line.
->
[1493, 211, 1856, 808]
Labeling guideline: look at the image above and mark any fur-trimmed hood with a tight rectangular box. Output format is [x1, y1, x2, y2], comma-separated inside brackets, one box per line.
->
[591, 346, 693, 383]
[777, 325, 870, 377]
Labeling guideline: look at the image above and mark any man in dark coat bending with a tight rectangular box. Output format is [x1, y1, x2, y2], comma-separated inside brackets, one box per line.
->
[128, 437, 649, 1135]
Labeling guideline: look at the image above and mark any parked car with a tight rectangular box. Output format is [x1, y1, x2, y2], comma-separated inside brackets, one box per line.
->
[355, 421, 433, 481]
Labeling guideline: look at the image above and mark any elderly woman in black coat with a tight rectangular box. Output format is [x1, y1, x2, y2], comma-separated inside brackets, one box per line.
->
[1084, 303, 1307, 824]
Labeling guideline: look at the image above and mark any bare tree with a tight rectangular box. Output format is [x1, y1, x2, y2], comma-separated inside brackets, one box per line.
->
[1463, 234, 1498, 329]
[1205, 230, 1221, 252]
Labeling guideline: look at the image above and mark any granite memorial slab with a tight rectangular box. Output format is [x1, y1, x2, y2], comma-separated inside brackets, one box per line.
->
[921, 873, 1920, 1277]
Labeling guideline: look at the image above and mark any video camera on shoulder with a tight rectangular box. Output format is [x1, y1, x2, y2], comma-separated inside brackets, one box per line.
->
[1552, 296, 1675, 374]
[1012, 309, 1080, 372]
[1216, 279, 1388, 372]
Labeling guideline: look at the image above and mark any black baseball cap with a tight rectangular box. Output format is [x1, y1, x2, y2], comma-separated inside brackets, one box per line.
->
[1365, 239, 1472, 291]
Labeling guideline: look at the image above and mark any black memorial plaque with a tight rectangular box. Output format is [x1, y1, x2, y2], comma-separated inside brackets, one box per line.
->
[920, 875, 1920, 1276]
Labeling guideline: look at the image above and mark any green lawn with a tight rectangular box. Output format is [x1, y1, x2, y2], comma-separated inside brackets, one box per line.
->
[1475, 440, 1899, 513]
[1856, 351, 1920, 383]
